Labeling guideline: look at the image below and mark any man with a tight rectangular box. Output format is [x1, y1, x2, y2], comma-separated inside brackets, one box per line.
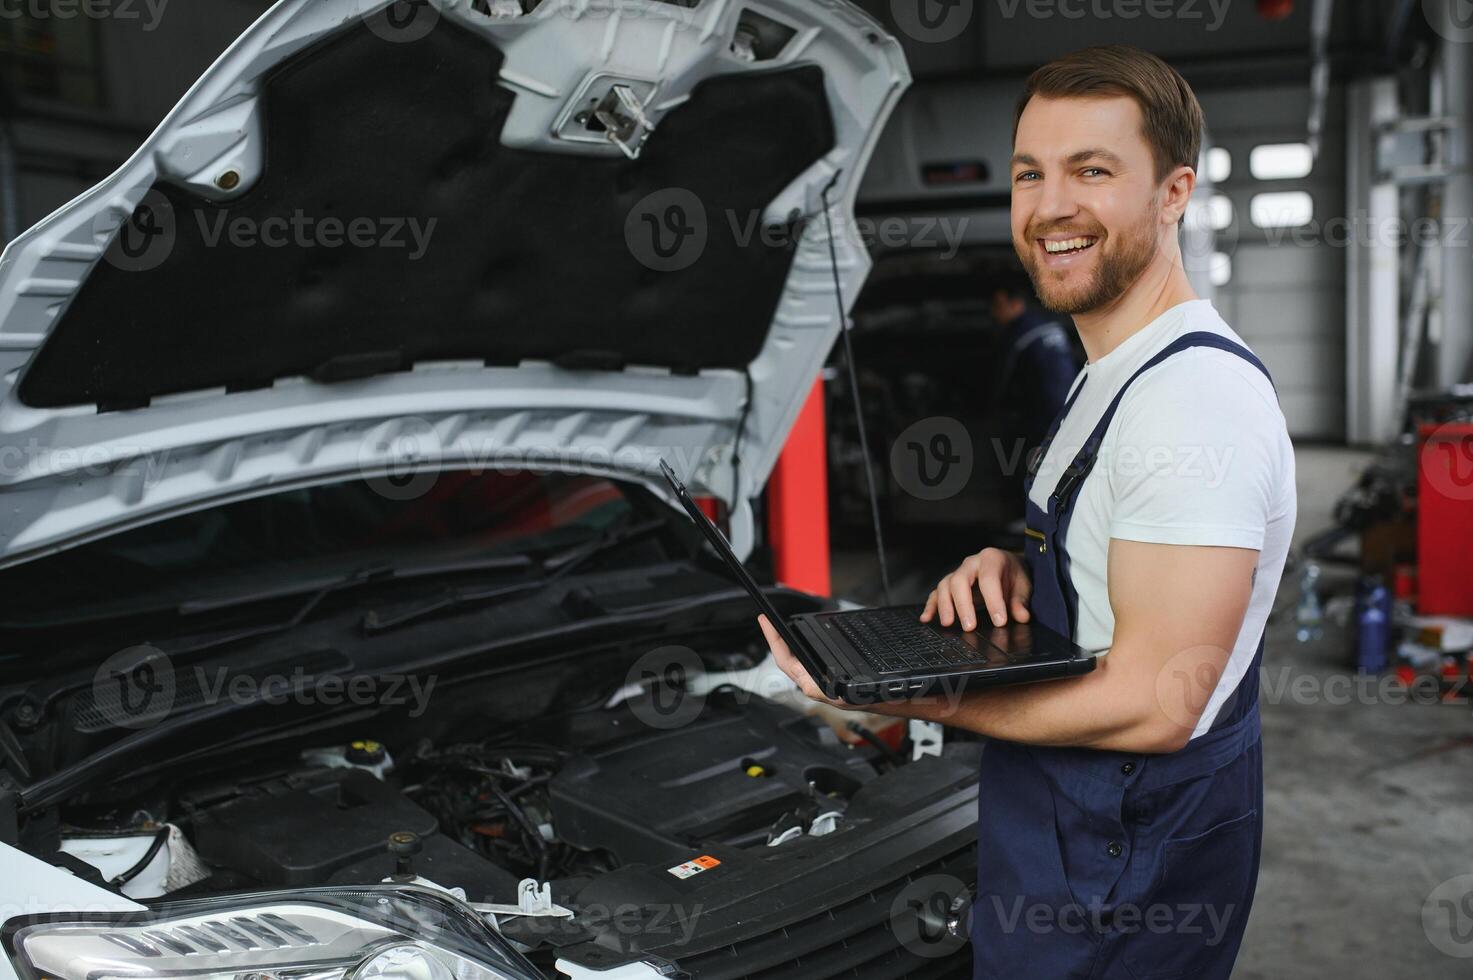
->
[759, 45, 1295, 979]
[985, 267, 1079, 486]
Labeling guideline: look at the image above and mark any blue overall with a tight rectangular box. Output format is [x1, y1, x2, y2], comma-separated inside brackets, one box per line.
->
[972, 332, 1273, 980]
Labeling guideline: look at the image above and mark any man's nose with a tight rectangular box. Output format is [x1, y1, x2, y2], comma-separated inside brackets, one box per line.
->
[1034, 178, 1079, 225]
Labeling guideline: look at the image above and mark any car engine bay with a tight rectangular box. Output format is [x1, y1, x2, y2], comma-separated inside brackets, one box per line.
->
[23, 646, 980, 973]
[166, 692, 879, 897]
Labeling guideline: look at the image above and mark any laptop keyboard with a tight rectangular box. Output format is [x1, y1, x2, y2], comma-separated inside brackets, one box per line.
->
[833, 611, 1003, 674]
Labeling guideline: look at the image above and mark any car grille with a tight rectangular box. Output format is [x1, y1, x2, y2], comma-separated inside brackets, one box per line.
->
[671, 844, 977, 980]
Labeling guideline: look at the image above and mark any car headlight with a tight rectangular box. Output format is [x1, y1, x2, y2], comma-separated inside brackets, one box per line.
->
[3, 886, 538, 980]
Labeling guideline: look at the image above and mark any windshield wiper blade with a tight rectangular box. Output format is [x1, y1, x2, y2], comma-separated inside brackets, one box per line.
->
[166, 562, 397, 658]
[360, 518, 668, 635]
[176, 554, 534, 616]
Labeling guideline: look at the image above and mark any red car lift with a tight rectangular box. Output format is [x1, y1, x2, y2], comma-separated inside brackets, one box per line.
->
[766, 378, 832, 597]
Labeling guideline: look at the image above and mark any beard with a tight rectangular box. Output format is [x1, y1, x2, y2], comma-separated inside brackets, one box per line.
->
[1016, 203, 1159, 316]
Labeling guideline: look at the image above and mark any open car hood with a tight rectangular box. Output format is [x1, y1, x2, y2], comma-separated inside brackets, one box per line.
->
[0, 0, 908, 568]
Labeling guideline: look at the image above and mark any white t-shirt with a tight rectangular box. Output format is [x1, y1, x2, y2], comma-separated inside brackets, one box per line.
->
[1027, 299, 1296, 739]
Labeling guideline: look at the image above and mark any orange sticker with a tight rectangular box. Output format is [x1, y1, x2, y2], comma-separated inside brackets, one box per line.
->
[667, 855, 722, 879]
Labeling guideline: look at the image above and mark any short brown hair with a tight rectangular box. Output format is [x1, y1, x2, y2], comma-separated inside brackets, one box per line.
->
[1013, 45, 1203, 183]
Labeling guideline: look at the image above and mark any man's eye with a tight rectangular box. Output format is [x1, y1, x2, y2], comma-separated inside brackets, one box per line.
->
[1015, 171, 1041, 183]
[1082, 167, 1109, 177]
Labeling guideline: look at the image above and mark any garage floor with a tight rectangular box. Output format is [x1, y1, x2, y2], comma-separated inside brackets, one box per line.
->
[831, 445, 1473, 979]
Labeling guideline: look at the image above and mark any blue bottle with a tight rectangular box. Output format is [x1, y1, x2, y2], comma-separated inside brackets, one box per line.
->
[1295, 562, 1323, 643]
[1357, 580, 1390, 675]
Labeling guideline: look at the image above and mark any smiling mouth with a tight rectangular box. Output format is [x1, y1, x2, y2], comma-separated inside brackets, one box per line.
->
[1040, 236, 1099, 256]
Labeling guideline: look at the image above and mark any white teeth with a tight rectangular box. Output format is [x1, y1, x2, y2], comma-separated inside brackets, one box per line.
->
[1043, 237, 1097, 254]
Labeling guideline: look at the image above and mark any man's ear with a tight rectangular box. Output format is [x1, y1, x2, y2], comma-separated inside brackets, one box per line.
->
[1161, 164, 1197, 226]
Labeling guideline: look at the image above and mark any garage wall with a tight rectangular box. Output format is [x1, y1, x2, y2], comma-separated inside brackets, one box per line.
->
[1, 0, 275, 242]
[1197, 85, 1348, 441]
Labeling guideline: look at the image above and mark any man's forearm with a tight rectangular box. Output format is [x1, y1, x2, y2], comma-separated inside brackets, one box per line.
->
[864, 651, 1188, 753]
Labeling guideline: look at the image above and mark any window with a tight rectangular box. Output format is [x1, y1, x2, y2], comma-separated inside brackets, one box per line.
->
[1207, 194, 1234, 231]
[1249, 143, 1313, 180]
[1203, 147, 1231, 183]
[1250, 191, 1314, 227]
[1209, 252, 1232, 287]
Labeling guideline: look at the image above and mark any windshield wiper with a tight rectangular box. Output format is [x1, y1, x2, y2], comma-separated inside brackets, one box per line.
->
[360, 517, 669, 635]
[162, 555, 544, 656]
[130, 563, 397, 660]
[176, 554, 535, 616]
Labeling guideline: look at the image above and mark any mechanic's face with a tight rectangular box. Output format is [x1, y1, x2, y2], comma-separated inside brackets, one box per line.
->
[1010, 95, 1178, 316]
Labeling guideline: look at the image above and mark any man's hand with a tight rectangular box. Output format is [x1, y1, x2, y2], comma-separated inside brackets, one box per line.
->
[920, 547, 1032, 630]
[757, 614, 853, 709]
[758, 615, 945, 719]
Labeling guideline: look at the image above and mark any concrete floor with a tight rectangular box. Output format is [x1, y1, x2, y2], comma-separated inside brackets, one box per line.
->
[831, 445, 1473, 978]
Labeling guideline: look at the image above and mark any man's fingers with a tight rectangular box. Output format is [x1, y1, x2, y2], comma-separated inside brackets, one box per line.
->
[935, 578, 956, 626]
[947, 574, 978, 631]
[1009, 558, 1033, 623]
[758, 616, 791, 665]
[760, 616, 835, 704]
[760, 616, 806, 686]
[920, 591, 938, 622]
[977, 571, 1009, 627]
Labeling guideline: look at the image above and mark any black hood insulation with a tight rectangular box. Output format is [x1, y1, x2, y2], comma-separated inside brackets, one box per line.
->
[19, 11, 836, 409]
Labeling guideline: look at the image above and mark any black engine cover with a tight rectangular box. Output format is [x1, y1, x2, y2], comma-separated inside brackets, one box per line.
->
[190, 768, 437, 886]
[549, 693, 874, 867]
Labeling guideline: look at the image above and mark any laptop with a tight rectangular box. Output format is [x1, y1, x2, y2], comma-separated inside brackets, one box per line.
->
[659, 460, 1098, 705]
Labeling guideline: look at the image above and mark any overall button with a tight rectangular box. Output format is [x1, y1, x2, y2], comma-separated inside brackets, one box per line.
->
[1120, 761, 1136, 776]
[1106, 840, 1124, 859]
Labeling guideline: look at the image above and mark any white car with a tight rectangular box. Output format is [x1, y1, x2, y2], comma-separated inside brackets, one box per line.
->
[0, 1, 979, 977]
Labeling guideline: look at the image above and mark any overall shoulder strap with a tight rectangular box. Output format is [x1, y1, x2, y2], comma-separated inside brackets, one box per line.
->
[1024, 374, 1088, 482]
[1048, 331, 1275, 511]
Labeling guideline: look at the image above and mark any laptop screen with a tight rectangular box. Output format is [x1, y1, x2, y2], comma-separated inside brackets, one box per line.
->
[658, 460, 826, 679]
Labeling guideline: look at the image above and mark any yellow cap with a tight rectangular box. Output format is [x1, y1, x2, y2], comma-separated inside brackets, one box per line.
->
[745, 765, 765, 778]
